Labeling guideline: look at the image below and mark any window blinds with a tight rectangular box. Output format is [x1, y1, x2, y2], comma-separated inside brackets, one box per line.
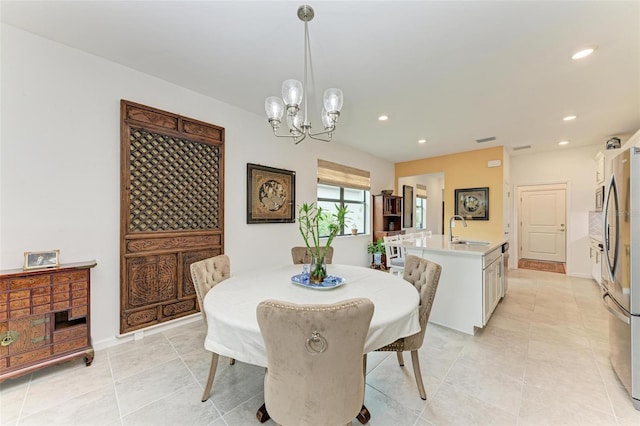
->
[416, 184, 427, 198]
[317, 159, 370, 190]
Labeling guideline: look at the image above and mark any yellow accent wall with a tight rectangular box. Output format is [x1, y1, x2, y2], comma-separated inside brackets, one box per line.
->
[395, 146, 504, 242]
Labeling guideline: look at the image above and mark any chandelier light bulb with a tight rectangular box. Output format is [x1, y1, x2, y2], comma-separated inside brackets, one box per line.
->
[287, 111, 303, 136]
[321, 108, 333, 129]
[323, 88, 344, 113]
[265, 96, 284, 122]
[282, 79, 303, 108]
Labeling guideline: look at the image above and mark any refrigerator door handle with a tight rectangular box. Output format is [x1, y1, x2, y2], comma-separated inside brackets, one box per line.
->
[602, 292, 630, 325]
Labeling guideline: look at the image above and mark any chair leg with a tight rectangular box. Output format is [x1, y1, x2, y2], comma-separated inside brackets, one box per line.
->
[410, 350, 427, 400]
[356, 405, 371, 424]
[363, 354, 368, 377]
[256, 403, 271, 423]
[396, 350, 404, 366]
[201, 352, 219, 402]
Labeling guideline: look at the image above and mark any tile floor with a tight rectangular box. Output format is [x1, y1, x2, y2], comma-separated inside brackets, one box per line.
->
[2, 268, 640, 425]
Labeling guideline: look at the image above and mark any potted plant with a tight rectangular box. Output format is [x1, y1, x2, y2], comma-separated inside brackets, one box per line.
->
[298, 203, 349, 283]
[351, 223, 358, 235]
[367, 239, 386, 266]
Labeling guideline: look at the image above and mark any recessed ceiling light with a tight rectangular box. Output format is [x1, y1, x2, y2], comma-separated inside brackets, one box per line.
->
[418, 139, 427, 144]
[563, 115, 577, 121]
[558, 140, 570, 146]
[378, 115, 389, 121]
[571, 47, 597, 60]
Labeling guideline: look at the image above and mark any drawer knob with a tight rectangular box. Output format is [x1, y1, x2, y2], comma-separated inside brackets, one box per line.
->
[1, 330, 19, 346]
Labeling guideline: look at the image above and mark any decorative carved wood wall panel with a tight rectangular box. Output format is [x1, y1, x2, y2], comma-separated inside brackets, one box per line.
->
[120, 100, 224, 333]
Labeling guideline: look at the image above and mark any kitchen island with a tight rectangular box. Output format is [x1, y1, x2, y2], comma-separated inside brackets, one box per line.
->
[400, 234, 507, 335]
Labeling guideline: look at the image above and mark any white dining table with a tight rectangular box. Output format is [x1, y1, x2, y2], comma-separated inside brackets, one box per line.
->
[203, 263, 421, 368]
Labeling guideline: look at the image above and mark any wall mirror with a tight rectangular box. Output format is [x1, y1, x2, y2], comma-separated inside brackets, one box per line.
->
[403, 185, 414, 228]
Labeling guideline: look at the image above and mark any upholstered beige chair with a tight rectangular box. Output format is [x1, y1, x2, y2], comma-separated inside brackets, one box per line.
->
[190, 254, 235, 402]
[257, 298, 374, 426]
[374, 254, 441, 400]
[291, 246, 334, 265]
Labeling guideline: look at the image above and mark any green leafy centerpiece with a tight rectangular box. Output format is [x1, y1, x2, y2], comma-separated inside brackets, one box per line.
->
[298, 203, 348, 284]
[367, 239, 385, 266]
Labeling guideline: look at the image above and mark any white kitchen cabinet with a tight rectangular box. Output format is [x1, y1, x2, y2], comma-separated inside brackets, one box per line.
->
[483, 248, 502, 325]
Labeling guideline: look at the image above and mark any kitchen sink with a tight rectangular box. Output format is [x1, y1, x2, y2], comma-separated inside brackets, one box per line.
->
[451, 240, 491, 246]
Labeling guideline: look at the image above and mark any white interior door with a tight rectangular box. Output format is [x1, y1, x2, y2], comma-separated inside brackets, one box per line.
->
[519, 186, 566, 262]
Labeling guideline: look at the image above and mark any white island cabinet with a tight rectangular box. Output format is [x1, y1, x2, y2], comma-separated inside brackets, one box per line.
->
[402, 235, 506, 335]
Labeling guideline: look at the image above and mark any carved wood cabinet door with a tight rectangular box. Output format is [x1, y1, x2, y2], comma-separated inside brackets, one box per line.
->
[120, 100, 224, 333]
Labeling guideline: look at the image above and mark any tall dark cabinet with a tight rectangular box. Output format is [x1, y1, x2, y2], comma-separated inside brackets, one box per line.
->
[372, 194, 405, 242]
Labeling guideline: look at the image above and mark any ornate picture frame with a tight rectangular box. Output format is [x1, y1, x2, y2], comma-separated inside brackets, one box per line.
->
[247, 163, 295, 224]
[24, 249, 60, 270]
[454, 187, 489, 220]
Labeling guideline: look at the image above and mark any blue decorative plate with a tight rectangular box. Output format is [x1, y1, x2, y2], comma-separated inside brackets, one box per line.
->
[291, 274, 345, 290]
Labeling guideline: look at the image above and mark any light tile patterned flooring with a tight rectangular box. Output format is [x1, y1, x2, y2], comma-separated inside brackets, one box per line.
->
[2, 268, 640, 425]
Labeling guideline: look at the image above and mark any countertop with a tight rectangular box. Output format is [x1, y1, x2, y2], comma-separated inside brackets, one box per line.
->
[399, 234, 506, 256]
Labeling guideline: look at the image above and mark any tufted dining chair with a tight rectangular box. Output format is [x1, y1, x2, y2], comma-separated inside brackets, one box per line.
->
[257, 298, 374, 426]
[190, 254, 235, 402]
[374, 254, 441, 400]
[291, 246, 334, 265]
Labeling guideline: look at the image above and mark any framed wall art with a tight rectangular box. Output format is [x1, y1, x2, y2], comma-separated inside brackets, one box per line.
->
[247, 163, 295, 223]
[454, 187, 489, 220]
[24, 249, 60, 270]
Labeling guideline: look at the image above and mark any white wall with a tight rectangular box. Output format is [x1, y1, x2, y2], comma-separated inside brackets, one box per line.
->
[0, 24, 395, 348]
[510, 144, 601, 277]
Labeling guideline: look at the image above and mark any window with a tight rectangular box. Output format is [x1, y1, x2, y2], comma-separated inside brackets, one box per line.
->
[317, 185, 368, 236]
[415, 184, 427, 229]
[415, 196, 427, 229]
[317, 160, 370, 237]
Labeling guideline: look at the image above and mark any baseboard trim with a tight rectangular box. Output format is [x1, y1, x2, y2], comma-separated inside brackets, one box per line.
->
[93, 313, 201, 351]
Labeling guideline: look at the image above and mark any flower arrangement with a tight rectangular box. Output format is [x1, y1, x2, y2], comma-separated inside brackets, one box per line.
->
[298, 203, 349, 283]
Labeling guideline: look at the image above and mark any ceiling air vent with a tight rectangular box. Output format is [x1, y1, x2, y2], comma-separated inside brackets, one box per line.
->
[513, 145, 531, 151]
[475, 136, 496, 143]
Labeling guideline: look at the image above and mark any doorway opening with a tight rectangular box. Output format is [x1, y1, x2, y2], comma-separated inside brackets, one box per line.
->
[517, 183, 567, 273]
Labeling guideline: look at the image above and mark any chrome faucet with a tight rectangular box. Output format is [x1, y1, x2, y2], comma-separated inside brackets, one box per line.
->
[449, 215, 468, 242]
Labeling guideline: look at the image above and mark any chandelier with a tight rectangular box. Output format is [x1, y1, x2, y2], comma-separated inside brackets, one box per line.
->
[264, 5, 344, 144]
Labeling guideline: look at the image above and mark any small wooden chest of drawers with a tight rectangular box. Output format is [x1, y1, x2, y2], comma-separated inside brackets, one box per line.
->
[0, 260, 96, 382]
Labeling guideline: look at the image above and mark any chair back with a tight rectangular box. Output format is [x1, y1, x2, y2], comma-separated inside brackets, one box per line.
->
[190, 254, 231, 327]
[291, 246, 334, 265]
[402, 255, 441, 350]
[399, 233, 416, 243]
[383, 235, 403, 269]
[257, 298, 374, 426]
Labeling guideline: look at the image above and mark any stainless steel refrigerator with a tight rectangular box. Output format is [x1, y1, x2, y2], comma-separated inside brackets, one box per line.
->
[602, 146, 640, 410]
